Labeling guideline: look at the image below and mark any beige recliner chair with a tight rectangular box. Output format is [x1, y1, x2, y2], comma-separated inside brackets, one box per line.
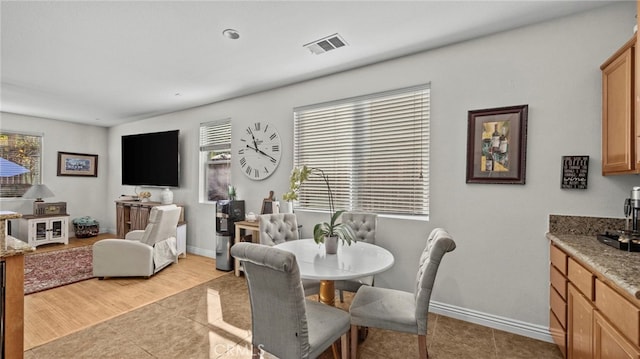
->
[93, 204, 181, 279]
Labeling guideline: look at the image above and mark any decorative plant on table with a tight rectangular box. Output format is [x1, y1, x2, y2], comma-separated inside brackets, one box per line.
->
[283, 165, 357, 253]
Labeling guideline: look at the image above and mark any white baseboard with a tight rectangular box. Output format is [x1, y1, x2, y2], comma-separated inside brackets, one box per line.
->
[429, 301, 553, 343]
[187, 245, 215, 258]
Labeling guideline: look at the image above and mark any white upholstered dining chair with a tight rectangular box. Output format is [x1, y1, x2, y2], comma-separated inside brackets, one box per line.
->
[349, 227, 456, 359]
[230, 242, 350, 359]
[336, 212, 378, 302]
[259, 213, 320, 296]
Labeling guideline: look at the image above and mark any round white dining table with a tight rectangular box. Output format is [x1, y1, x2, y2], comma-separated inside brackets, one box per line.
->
[274, 239, 395, 305]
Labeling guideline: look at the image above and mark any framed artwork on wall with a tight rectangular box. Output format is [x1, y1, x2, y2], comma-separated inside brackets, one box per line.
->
[57, 151, 98, 177]
[466, 104, 528, 184]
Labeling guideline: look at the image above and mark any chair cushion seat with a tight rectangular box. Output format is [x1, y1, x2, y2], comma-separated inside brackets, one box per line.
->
[305, 299, 351, 358]
[336, 275, 374, 293]
[350, 285, 419, 334]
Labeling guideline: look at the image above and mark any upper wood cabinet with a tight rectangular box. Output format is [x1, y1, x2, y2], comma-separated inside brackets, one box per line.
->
[601, 36, 636, 175]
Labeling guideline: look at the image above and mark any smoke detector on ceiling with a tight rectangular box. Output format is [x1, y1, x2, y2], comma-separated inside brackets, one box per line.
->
[303, 33, 348, 55]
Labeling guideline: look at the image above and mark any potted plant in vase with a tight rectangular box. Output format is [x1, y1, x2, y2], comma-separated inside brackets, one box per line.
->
[283, 165, 357, 254]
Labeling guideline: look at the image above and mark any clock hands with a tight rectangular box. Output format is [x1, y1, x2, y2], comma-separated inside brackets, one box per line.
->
[248, 128, 260, 152]
[256, 148, 277, 162]
[245, 144, 276, 162]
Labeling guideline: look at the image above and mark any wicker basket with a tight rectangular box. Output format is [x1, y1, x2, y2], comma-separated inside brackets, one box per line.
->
[72, 217, 99, 238]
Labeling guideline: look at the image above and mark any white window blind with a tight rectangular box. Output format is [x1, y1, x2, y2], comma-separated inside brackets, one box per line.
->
[293, 84, 430, 216]
[200, 119, 231, 152]
[200, 119, 232, 202]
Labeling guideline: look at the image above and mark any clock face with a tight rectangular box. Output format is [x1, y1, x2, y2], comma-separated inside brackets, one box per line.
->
[238, 122, 282, 180]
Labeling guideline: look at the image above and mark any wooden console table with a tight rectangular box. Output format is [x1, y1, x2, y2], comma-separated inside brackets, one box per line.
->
[234, 220, 260, 276]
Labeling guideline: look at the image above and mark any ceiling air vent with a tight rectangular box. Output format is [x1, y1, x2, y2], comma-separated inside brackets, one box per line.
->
[303, 33, 348, 55]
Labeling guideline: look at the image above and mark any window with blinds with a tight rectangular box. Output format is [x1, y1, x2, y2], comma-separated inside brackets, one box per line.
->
[199, 119, 232, 202]
[293, 84, 430, 217]
[0, 131, 43, 198]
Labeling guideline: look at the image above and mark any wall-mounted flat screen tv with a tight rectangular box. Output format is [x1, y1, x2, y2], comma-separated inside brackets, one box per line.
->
[121, 130, 180, 187]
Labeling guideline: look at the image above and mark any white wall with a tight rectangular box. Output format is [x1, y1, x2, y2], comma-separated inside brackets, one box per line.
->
[0, 112, 110, 232]
[3, 2, 636, 341]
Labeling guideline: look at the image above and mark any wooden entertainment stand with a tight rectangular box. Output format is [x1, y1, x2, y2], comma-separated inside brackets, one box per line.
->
[115, 200, 187, 257]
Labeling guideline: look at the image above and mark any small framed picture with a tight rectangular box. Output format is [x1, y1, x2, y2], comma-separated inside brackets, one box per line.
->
[57, 151, 98, 177]
[466, 105, 528, 184]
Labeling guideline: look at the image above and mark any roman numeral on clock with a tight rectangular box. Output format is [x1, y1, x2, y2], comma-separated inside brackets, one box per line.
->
[240, 157, 247, 167]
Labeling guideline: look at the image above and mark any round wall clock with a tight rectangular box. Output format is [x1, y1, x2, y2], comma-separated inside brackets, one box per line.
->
[238, 121, 282, 180]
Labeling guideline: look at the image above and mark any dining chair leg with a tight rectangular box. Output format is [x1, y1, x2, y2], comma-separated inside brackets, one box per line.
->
[350, 324, 358, 359]
[418, 334, 428, 359]
[341, 332, 349, 359]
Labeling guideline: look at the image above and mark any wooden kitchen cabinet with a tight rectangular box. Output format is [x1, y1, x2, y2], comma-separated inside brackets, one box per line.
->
[550, 242, 640, 359]
[568, 283, 594, 359]
[601, 36, 636, 175]
[550, 244, 569, 356]
[594, 311, 640, 359]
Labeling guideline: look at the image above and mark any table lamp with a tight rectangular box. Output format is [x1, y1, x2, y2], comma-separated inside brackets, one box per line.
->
[23, 184, 55, 213]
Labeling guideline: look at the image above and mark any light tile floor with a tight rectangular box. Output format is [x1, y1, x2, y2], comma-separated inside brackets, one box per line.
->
[25, 274, 563, 359]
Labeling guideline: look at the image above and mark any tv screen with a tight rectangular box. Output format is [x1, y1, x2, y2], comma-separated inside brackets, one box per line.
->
[122, 130, 179, 187]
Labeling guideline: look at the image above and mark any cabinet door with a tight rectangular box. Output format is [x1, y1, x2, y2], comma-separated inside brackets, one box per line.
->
[569, 284, 594, 359]
[31, 220, 48, 242]
[594, 311, 640, 359]
[116, 203, 127, 238]
[602, 43, 635, 174]
[49, 218, 64, 240]
[130, 205, 142, 230]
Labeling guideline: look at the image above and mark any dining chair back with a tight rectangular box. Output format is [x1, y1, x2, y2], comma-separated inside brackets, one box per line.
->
[230, 242, 350, 359]
[349, 227, 456, 359]
[336, 212, 378, 302]
[258, 213, 320, 296]
[259, 213, 299, 246]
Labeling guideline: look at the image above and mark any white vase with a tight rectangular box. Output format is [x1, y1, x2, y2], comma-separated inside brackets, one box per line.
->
[324, 236, 338, 255]
[281, 201, 293, 214]
[160, 188, 174, 204]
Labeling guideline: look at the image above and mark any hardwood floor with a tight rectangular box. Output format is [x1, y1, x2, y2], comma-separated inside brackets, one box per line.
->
[23, 234, 227, 350]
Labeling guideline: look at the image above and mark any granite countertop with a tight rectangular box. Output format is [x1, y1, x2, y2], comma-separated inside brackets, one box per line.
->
[1, 235, 35, 257]
[0, 211, 35, 258]
[547, 232, 640, 300]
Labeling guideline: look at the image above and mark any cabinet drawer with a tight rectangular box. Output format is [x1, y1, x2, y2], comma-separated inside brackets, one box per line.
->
[551, 264, 567, 299]
[550, 309, 567, 358]
[595, 279, 640, 347]
[568, 257, 594, 300]
[550, 244, 568, 275]
[551, 285, 567, 328]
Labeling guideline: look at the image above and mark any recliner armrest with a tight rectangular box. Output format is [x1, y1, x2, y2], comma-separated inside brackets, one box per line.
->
[92, 239, 154, 277]
[125, 230, 145, 241]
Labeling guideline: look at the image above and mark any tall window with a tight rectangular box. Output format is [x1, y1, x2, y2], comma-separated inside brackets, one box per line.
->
[199, 119, 232, 202]
[293, 84, 430, 217]
[0, 131, 43, 198]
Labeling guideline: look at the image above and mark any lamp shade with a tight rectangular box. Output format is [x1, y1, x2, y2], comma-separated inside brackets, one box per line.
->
[23, 184, 55, 201]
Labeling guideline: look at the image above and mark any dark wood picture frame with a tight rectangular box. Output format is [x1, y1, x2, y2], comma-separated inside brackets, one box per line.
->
[57, 151, 98, 177]
[466, 105, 528, 184]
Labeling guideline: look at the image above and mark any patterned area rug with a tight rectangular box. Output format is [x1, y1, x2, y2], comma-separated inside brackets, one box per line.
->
[24, 246, 93, 295]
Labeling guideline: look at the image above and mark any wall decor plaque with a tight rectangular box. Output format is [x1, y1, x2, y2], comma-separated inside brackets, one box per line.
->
[561, 155, 589, 189]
